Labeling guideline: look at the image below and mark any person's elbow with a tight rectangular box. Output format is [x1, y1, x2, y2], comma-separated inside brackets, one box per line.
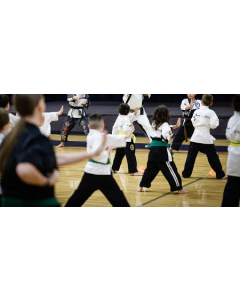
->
[16, 163, 32, 180]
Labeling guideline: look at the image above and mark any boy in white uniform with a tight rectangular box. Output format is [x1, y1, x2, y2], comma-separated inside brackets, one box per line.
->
[112, 94, 152, 141]
[58, 94, 90, 147]
[65, 114, 132, 207]
[0, 108, 11, 205]
[112, 103, 142, 175]
[0, 94, 19, 129]
[182, 94, 225, 179]
[170, 94, 201, 152]
[222, 96, 240, 206]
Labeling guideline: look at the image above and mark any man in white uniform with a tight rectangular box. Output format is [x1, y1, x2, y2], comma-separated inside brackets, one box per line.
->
[112, 94, 152, 141]
[58, 94, 90, 147]
[182, 94, 225, 179]
[222, 96, 240, 206]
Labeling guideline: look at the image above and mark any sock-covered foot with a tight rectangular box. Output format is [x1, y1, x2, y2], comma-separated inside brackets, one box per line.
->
[178, 189, 188, 194]
[134, 172, 143, 176]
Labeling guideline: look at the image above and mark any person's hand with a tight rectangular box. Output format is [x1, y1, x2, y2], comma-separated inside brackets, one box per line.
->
[48, 169, 60, 186]
[57, 106, 64, 116]
[94, 131, 108, 156]
[106, 146, 113, 153]
[79, 94, 84, 99]
[131, 124, 135, 133]
[172, 118, 181, 130]
[134, 108, 139, 116]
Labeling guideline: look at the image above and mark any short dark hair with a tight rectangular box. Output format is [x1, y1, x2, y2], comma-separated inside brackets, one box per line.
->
[119, 103, 130, 115]
[232, 95, 240, 112]
[202, 94, 213, 106]
[0, 94, 10, 109]
[88, 113, 104, 129]
[0, 108, 9, 131]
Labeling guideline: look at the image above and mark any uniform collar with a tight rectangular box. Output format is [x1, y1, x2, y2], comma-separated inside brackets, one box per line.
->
[89, 129, 103, 135]
[201, 106, 209, 110]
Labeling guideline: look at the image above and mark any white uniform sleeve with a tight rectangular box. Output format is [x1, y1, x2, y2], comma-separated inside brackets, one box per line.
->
[210, 111, 219, 129]
[44, 112, 58, 123]
[9, 113, 20, 126]
[226, 117, 240, 141]
[161, 123, 172, 140]
[122, 94, 128, 103]
[128, 113, 137, 123]
[180, 99, 188, 111]
[107, 134, 127, 148]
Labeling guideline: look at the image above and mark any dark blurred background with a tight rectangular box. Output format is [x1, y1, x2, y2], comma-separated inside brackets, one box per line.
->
[6, 94, 234, 103]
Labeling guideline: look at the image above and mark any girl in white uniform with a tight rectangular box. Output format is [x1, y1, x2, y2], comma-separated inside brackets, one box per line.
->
[222, 96, 240, 206]
[113, 94, 152, 141]
[137, 105, 187, 194]
[65, 113, 132, 207]
[182, 94, 225, 179]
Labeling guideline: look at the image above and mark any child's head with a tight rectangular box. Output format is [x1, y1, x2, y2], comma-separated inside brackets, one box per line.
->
[88, 114, 105, 131]
[119, 103, 130, 115]
[187, 94, 197, 99]
[0, 94, 10, 110]
[152, 105, 170, 130]
[202, 94, 213, 107]
[0, 108, 11, 135]
[232, 95, 240, 112]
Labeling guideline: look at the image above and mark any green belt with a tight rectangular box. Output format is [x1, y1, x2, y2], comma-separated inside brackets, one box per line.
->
[89, 158, 110, 165]
[1, 196, 60, 207]
[149, 140, 169, 147]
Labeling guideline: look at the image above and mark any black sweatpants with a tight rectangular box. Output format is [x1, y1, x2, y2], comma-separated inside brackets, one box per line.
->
[222, 176, 240, 207]
[112, 141, 138, 174]
[61, 116, 89, 142]
[171, 122, 194, 151]
[140, 160, 183, 192]
[182, 142, 225, 179]
[65, 172, 130, 207]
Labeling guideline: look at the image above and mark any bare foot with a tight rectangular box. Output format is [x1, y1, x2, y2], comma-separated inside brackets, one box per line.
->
[57, 142, 65, 148]
[178, 189, 188, 194]
[222, 176, 228, 180]
[134, 172, 143, 176]
[113, 170, 118, 174]
[137, 187, 144, 192]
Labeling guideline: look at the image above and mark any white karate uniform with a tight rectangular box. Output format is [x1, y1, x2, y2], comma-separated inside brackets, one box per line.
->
[226, 111, 240, 177]
[40, 112, 59, 137]
[191, 106, 219, 144]
[113, 113, 136, 142]
[67, 94, 88, 118]
[113, 94, 152, 140]
[84, 129, 127, 175]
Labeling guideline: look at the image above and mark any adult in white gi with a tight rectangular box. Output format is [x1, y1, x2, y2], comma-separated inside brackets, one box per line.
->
[112, 94, 152, 141]
[182, 94, 225, 179]
[222, 96, 240, 206]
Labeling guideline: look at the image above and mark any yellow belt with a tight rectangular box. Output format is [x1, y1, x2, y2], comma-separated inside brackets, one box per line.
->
[119, 131, 136, 143]
[230, 141, 240, 147]
[130, 106, 143, 113]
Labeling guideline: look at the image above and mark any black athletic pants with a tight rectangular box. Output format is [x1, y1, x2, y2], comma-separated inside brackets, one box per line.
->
[222, 176, 240, 207]
[171, 122, 194, 151]
[61, 116, 89, 142]
[65, 172, 130, 207]
[182, 142, 225, 179]
[140, 160, 183, 192]
[112, 141, 138, 174]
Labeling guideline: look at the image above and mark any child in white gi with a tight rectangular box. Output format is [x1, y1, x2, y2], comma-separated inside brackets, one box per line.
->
[137, 105, 187, 194]
[112, 94, 152, 141]
[222, 96, 240, 206]
[170, 94, 201, 152]
[182, 94, 225, 179]
[112, 103, 142, 175]
[58, 94, 90, 147]
[65, 113, 133, 207]
[0, 108, 11, 205]
[0, 94, 19, 129]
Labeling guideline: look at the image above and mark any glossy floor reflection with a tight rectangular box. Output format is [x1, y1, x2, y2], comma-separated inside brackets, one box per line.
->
[55, 145, 228, 207]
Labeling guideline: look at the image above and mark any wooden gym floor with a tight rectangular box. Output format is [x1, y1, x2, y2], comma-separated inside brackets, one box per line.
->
[53, 136, 229, 207]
